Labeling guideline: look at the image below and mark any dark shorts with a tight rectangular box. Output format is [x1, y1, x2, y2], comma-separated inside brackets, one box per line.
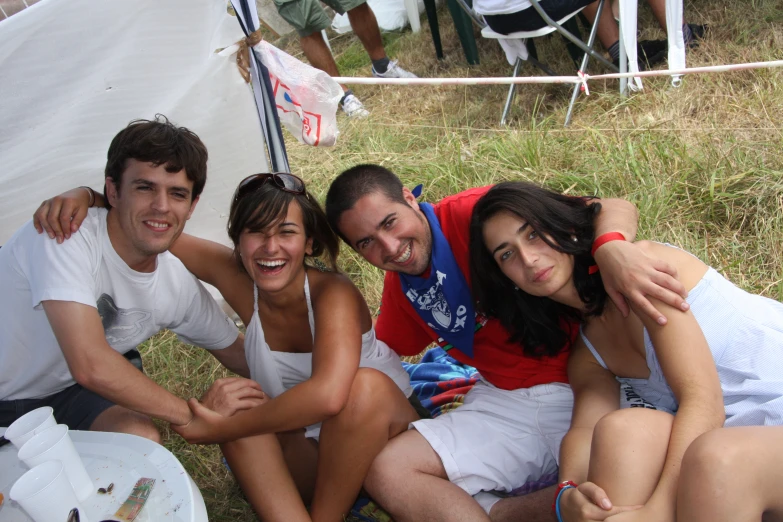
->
[275, 0, 367, 37]
[484, 0, 594, 34]
[0, 349, 143, 431]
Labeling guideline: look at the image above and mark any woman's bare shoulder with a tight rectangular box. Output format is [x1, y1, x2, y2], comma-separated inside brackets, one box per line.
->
[307, 268, 372, 328]
[634, 240, 709, 291]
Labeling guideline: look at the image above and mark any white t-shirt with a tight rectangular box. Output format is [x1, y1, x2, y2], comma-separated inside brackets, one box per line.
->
[473, 0, 532, 16]
[0, 208, 239, 401]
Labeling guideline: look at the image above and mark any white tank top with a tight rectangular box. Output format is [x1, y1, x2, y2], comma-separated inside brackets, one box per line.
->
[580, 264, 783, 425]
[244, 273, 413, 437]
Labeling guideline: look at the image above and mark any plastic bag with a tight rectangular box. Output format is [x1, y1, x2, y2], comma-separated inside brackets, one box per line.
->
[253, 40, 343, 146]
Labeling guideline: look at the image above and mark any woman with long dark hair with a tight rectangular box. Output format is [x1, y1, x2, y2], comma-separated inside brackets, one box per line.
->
[469, 181, 783, 522]
[35, 174, 421, 522]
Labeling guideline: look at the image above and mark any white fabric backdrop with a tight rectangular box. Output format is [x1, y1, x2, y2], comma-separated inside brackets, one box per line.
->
[0, 0, 270, 246]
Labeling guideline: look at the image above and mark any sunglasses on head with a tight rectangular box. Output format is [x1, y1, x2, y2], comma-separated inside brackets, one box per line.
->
[233, 173, 306, 203]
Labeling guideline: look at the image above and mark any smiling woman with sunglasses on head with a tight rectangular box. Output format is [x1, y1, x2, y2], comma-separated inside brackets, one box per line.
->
[34, 173, 421, 522]
[468, 181, 783, 522]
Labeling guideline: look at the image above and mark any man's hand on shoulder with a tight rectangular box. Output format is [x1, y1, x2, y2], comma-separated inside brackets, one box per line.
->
[33, 187, 101, 243]
[594, 240, 689, 325]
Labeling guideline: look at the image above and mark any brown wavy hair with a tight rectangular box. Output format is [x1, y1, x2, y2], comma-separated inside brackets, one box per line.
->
[227, 181, 339, 272]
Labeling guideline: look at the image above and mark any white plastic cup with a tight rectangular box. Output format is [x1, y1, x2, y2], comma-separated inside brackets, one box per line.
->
[10, 460, 90, 522]
[4, 406, 56, 449]
[18, 424, 94, 502]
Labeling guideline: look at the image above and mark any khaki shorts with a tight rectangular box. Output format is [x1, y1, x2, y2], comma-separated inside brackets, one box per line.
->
[275, 0, 367, 37]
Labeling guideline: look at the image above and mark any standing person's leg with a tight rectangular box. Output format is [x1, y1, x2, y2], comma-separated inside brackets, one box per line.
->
[326, 0, 417, 78]
[581, 0, 621, 50]
[678, 426, 783, 522]
[309, 368, 419, 521]
[580, 0, 667, 67]
[345, 2, 385, 61]
[299, 33, 342, 80]
[645, 0, 669, 32]
[586, 408, 674, 505]
[645, 0, 705, 48]
[275, 0, 343, 84]
[275, 0, 370, 116]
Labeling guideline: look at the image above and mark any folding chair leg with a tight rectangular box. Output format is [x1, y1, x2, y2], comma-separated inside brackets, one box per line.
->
[423, 0, 443, 59]
[565, 0, 605, 126]
[501, 57, 523, 125]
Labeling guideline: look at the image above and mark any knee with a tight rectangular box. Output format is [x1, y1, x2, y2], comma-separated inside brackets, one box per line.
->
[681, 430, 740, 486]
[94, 410, 161, 444]
[123, 416, 162, 444]
[342, 368, 391, 420]
[592, 408, 673, 450]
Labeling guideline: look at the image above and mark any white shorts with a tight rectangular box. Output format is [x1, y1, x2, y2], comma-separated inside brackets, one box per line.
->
[411, 381, 574, 513]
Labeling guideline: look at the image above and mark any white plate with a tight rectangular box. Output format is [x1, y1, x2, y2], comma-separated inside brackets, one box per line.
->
[0, 429, 205, 522]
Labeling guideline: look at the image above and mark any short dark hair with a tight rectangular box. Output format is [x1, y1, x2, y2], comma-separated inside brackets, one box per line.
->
[469, 181, 607, 357]
[227, 181, 339, 272]
[325, 164, 408, 242]
[105, 115, 208, 202]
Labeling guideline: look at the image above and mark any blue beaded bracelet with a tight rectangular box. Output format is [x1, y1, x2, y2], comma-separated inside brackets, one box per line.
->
[555, 484, 576, 522]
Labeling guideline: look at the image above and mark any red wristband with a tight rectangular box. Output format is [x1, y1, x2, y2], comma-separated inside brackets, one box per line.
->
[591, 232, 625, 257]
[552, 480, 579, 510]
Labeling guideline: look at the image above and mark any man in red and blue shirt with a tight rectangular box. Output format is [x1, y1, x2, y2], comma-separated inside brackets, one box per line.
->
[326, 164, 688, 522]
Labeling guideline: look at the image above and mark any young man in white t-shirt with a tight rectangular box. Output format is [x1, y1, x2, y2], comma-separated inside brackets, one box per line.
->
[0, 117, 263, 442]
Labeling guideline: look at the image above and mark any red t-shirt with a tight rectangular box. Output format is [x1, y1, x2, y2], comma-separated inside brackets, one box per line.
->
[375, 186, 572, 390]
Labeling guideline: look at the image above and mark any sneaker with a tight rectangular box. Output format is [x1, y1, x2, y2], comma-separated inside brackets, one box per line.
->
[371, 60, 417, 79]
[613, 39, 667, 71]
[342, 93, 369, 118]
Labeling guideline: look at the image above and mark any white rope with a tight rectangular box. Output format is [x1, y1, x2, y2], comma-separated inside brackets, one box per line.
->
[332, 59, 783, 86]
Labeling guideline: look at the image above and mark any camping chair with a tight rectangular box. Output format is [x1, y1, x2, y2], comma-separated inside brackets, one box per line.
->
[454, 0, 619, 125]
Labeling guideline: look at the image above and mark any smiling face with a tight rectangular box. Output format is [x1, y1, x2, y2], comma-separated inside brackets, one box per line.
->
[337, 188, 432, 276]
[238, 200, 313, 294]
[482, 210, 576, 304]
[105, 159, 198, 272]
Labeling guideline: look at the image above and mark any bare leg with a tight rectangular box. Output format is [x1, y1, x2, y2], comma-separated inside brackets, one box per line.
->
[365, 429, 491, 522]
[581, 1, 621, 51]
[489, 486, 556, 522]
[646, 0, 671, 32]
[90, 405, 161, 443]
[310, 368, 418, 521]
[678, 426, 783, 522]
[587, 409, 673, 506]
[279, 429, 320, 506]
[346, 3, 386, 61]
[299, 31, 348, 92]
[221, 432, 313, 522]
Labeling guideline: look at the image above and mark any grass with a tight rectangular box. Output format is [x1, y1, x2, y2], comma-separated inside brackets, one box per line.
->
[140, 0, 783, 519]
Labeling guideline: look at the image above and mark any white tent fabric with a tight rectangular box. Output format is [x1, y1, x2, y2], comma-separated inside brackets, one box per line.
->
[0, 0, 270, 246]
